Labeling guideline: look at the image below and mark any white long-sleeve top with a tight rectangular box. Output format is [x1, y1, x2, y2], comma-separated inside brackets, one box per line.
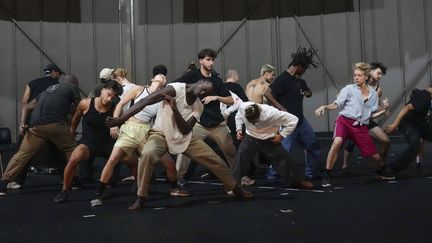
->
[220, 91, 243, 117]
[235, 101, 299, 140]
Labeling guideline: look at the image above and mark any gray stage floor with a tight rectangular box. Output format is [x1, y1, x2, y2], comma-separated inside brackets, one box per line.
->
[0, 137, 431, 243]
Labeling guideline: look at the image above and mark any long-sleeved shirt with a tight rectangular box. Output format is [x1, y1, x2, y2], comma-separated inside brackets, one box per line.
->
[335, 84, 378, 126]
[235, 101, 298, 140]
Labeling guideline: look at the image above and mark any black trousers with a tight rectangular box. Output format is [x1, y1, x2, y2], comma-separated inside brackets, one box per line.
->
[232, 134, 302, 184]
[389, 121, 432, 172]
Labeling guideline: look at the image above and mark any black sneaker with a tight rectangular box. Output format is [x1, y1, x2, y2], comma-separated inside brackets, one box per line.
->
[0, 181, 8, 196]
[54, 190, 68, 203]
[321, 176, 332, 187]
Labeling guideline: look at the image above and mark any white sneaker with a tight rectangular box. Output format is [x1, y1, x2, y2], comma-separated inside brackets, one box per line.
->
[240, 176, 256, 186]
[7, 181, 22, 190]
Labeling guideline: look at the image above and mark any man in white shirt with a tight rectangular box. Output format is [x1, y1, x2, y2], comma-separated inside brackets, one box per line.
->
[107, 79, 252, 210]
[232, 102, 313, 189]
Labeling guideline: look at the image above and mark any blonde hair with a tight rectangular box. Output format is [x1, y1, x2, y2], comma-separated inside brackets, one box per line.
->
[353, 62, 371, 78]
[260, 64, 276, 76]
[112, 68, 128, 79]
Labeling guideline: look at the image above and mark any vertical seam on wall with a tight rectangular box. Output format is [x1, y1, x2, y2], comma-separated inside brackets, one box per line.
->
[346, 0, 351, 84]
[195, 0, 198, 57]
[40, 0, 43, 70]
[371, 0, 377, 60]
[295, 0, 299, 45]
[13, 0, 18, 138]
[170, 0, 174, 80]
[321, 0, 329, 131]
[270, 0, 275, 71]
[130, 0, 136, 82]
[118, 0, 123, 68]
[245, 0, 250, 83]
[359, 0, 364, 61]
[275, 0, 281, 73]
[219, 0, 224, 77]
[397, 0, 406, 102]
[92, 0, 97, 85]
[66, 0, 71, 73]
[144, 0, 149, 82]
[424, 0, 431, 84]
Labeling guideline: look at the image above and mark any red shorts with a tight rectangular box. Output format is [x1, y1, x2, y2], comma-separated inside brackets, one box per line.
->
[333, 115, 377, 157]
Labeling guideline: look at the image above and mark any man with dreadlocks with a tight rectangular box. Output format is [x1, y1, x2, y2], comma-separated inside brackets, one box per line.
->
[264, 47, 323, 181]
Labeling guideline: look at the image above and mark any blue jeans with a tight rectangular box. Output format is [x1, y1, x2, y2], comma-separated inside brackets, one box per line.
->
[281, 117, 322, 179]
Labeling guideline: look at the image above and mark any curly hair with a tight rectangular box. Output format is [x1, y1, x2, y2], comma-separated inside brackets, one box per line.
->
[370, 62, 387, 75]
[289, 46, 319, 70]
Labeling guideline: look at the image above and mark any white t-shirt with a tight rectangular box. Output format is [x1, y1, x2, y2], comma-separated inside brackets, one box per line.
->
[152, 83, 203, 154]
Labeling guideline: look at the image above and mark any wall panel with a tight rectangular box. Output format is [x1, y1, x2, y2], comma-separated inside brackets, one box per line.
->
[0, 0, 431, 141]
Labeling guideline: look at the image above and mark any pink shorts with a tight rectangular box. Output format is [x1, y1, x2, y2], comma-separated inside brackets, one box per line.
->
[333, 115, 377, 157]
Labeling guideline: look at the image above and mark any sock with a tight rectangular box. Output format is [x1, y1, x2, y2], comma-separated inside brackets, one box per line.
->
[170, 180, 178, 189]
[416, 156, 422, 163]
[97, 182, 107, 195]
[324, 169, 331, 178]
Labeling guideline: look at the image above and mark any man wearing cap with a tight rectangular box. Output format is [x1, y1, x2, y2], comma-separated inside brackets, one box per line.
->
[9, 64, 64, 190]
[0, 74, 81, 196]
[89, 68, 115, 98]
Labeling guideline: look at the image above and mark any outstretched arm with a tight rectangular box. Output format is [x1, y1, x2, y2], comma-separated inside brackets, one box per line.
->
[106, 85, 176, 127]
[385, 103, 414, 134]
[315, 102, 338, 116]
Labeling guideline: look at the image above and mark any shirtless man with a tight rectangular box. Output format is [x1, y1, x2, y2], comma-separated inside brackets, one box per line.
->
[245, 64, 276, 104]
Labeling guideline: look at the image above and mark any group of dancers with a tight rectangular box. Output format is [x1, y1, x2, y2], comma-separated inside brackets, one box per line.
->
[0, 47, 431, 211]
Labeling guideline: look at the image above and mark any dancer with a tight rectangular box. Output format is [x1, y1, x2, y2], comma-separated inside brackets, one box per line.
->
[0, 74, 80, 195]
[232, 102, 314, 189]
[54, 80, 123, 203]
[383, 85, 432, 177]
[264, 47, 323, 180]
[315, 62, 393, 187]
[342, 62, 391, 173]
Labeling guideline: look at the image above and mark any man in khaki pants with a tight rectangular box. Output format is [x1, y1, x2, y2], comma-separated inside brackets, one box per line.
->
[0, 74, 81, 195]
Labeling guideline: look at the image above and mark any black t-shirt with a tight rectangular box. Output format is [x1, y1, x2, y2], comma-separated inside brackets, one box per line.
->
[174, 69, 231, 127]
[224, 82, 249, 102]
[27, 76, 59, 102]
[269, 71, 310, 126]
[30, 82, 81, 127]
[402, 89, 431, 127]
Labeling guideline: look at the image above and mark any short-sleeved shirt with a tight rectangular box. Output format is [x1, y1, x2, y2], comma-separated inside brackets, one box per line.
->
[269, 71, 310, 126]
[402, 89, 432, 126]
[174, 69, 230, 127]
[30, 82, 81, 127]
[152, 83, 203, 154]
[27, 76, 59, 102]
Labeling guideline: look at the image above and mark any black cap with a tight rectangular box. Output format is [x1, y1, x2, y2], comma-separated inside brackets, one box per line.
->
[44, 64, 62, 75]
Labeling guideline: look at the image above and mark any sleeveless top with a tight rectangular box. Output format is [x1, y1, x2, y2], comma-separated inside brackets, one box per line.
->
[133, 87, 161, 123]
[82, 98, 115, 145]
